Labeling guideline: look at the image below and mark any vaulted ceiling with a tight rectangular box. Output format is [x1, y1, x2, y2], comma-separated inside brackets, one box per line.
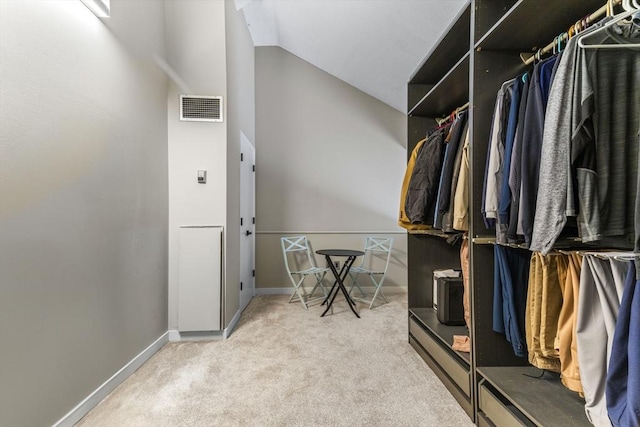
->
[235, 0, 468, 113]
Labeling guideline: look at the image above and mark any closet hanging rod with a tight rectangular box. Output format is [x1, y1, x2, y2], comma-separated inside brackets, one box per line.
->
[435, 102, 470, 125]
[521, 0, 622, 65]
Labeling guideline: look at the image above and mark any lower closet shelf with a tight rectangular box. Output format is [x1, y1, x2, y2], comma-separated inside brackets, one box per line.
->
[477, 366, 589, 426]
[409, 307, 470, 364]
[409, 308, 473, 419]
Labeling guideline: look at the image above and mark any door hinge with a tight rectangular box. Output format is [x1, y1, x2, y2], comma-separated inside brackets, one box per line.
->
[252, 217, 255, 224]
[252, 165, 255, 172]
[241, 153, 244, 161]
[252, 269, 255, 277]
[240, 281, 243, 290]
[240, 217, 243, 226]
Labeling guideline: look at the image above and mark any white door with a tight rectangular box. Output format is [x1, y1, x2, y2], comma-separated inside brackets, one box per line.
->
[239, 133, 255, 312]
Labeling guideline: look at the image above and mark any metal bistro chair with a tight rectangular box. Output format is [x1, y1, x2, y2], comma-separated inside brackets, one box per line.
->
[347, 237, 393, 309]
[281, 236, 329, 309]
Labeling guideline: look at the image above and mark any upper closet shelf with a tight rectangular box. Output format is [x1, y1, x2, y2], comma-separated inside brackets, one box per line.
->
[409, 53, 469, 117]
[408, 229, 460, 238]
[410, 1, 471, 85]
[474, 0, 609, 50]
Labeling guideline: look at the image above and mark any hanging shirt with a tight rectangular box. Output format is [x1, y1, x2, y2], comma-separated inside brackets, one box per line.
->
[497, 77, 523, 243]
[530, 36, 581, 254]
[520, 56, 557, 247]
[442, 120, 469, 232]
[483, 79, 515, 228]
[507, 72, 531, 243]
[571, 22, 639, 246]
[434, 111, 468, 229]
[453, 127, 470, 231]
[539, 54, 558, 107]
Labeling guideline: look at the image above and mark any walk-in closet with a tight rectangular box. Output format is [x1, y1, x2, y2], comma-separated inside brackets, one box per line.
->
[405, 0, 639, 425]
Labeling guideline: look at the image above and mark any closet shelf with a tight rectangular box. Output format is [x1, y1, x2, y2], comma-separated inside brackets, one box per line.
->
[472, 236, 593, 249]
[477, 367, 587, 426]
[408, 53, 469, 117]
[472, 236, 615, 251]
[474, 0, 608, 51]
[408, 229, 460, 239]
[409, 308, 470, 365]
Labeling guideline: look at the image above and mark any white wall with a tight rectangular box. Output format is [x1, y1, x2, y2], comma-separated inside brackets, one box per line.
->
[225, 1, 256, 323]
[255, 46, 407, 290]
[165, 0, 228, 330]
[0, 2, 168, 426]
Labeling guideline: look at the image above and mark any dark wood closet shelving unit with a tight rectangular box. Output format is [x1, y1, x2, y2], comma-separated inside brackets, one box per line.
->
[406, 0, 606, 425]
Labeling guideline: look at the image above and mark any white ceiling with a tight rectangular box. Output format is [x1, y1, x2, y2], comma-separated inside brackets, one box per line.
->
[236, 0, 468, 113]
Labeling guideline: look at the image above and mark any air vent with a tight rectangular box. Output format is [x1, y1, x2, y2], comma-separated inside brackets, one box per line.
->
[180, 95, 223, 122]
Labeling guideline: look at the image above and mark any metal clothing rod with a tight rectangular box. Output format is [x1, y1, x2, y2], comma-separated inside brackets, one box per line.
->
[436, 101, 470, 125]
[522, 0, 621, 65]
[457, 102, 470, 111]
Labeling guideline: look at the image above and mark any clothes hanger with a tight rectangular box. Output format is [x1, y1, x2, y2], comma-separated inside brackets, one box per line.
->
[577, 8, 640, 49]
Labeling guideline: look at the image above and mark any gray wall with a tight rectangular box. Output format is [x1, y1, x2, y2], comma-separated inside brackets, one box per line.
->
[165, 0, 228, 331]
[0, 1, 168, 426]
[255, 46, 408, 290]
[224, 1, 256, 324]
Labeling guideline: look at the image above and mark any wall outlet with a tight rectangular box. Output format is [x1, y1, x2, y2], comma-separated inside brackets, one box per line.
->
[334, 261, 340, 269]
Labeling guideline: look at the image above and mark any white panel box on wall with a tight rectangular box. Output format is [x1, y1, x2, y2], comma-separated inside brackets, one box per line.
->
[178, 226, 223, 331]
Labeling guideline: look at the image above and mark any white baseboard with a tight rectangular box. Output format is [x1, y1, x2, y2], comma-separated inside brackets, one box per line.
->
[168, 329, 181, 342]
[52, 331, 169, 427]
[167, 306, 244, 342]
[255, 287, 293, 295]
[223, 308, 243, 339]
[170, 330, 224, 341]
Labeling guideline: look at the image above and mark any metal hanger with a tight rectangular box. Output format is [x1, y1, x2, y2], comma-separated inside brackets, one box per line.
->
[578, 8, 640, 49]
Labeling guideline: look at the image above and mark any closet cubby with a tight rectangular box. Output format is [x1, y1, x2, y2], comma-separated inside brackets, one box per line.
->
[407, 0, 610, 425]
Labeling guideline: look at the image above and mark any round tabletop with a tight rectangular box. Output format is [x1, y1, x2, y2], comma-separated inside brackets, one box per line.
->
[316, 249, 364, 257]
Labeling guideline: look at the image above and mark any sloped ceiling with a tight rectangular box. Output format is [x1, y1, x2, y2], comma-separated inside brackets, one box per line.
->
[236, 0, 468, 113]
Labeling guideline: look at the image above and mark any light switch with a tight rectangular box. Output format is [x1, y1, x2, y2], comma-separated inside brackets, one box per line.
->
[197, 170, 207, 184]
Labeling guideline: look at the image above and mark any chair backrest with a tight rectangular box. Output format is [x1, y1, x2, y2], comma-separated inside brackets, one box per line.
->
[281, 236, 319, 273]
[357, 237, 393, 273]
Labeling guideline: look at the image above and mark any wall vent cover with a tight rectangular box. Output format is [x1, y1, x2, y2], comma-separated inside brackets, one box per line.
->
[180, 95, 223, 122]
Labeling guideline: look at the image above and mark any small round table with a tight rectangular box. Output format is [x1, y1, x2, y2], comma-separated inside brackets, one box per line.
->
[316, 249, 364, 318]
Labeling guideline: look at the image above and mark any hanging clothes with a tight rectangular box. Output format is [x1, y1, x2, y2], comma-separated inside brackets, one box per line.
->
[453, 127, 470, 232]
[493, 245, 531, 358]
[520, 55, 557, 247]
[434, 112, 468, 230]
[571, 22, 639, 247]
[606, 260, 639, 427]
[398, 137, 426, 229]
[483, 79, 515, 230]
[576, 253, 627, 427]
[531, 19, 639, 253]
[525, 252, 565, 372]
[556, 252, 583, 394]
[405, 126, 449, 225]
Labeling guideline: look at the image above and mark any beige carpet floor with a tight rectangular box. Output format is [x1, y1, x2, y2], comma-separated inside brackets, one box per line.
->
[76, 291, 474, 427]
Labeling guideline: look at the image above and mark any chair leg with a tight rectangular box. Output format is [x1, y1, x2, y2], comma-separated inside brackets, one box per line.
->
[347, 272, 367, 297]
[288, 276, 309, 309]
[308, 272, 327, 299]
[367, 274, 388, 309]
